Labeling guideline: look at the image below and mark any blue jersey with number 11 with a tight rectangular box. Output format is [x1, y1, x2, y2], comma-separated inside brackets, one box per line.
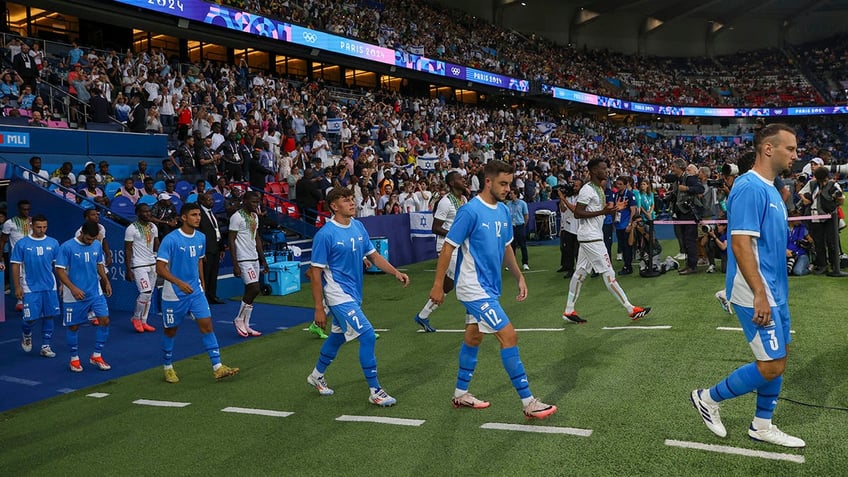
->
[55, 238, 104, 302]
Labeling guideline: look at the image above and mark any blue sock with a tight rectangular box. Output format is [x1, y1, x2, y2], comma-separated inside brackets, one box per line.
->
[315, 332, 345, 374]
[201, 332, 222, 366]
[358, 330, 380, 389]
[501, 346, 532, 399]
[456, 342, 479, 392]
[22, 320, 33, 336]
[94, 325, 109, 353]
[709, 362, 768, 402]
[66, 328, 79, 358]
[42, 318, 55, 347]
[755, 375, 783, 420]
[162, 334, 176, 366]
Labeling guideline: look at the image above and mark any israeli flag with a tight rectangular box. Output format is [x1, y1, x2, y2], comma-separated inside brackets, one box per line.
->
[416, 156, 437, 170]
[410, 212, 435, 238]
[535, 121, 557, 135]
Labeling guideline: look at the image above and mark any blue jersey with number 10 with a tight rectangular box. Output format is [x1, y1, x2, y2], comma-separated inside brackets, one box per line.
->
[446, 196, 513, 302]
[10, 235, 59, 293]
[157, 228, 206, 300]
[311, 218, 375, 306]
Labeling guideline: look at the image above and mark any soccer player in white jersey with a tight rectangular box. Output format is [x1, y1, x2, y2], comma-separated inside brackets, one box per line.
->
[561, 158, 651, 324]
[11, 215, 60, 358]
[413, 171, 467, 332]
[429, 160, 557, 420]
[55, 222, 112, 372]
[306, 187, 410, 407]
[125, 203, 159, 333]
[0, 199, 32, 312]
[157, 203, 238, 383]
[691, 124, 805, 448]
[229, 191, 269, 337]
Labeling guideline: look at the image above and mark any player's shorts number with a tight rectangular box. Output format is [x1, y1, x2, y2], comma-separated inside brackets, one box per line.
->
[22, 306, 30, 319]
[165, 310, 175, 326]
[767, 329, 779, 351]
[247, 268, 257, 281]
[480, 308, 502, 327]
[140, 277, 149, 289]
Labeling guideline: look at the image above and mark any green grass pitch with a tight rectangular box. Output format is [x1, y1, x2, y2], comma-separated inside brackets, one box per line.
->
[1, 241, 847, 476]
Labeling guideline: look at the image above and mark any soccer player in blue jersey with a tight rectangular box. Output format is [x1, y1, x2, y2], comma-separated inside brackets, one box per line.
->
[11, 215, 60, 358]
[429, 160, 557, 420]
[156, 203, 239, 383]
[691, 123, 805, 448]
[55, 222, 112, 372]
[306, 187, 410, 407]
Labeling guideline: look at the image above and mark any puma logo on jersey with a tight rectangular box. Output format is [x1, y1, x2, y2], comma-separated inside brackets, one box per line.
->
[481, 222, 490, 229]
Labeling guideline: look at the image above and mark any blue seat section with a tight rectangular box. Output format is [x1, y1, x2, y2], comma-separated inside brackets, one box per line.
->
[110, 195, 136, 220]
[211, 192, 225, 214]
[186, 193, 198, 203]
[174, 180, 193, 200]
[104, 181, 122, 199]
[138, 195, 157, 206]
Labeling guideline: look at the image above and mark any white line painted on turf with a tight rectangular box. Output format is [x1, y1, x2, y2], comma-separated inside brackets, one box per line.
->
[221, 406, 293, 417]
[481, 423, 593, 437]
[87, 392, 110, 398]
[717, 327, 795, 334]
[336, 415, 425, 427]
[664, 439, 804, 464]
[133, 399, 191, 408]
[418, 328, 565, 333]
[602, 326, 672, 330]
[302, 328, 390, 332]
[276, 326, 289, 330]
[56, 388, 76, 394]
[0, 375, 41, 386]
[521, 269, 549, 274]
[0, 338, 19, 344]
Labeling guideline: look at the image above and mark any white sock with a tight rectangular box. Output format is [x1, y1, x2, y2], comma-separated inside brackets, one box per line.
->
[454, 388, 468, 398]
[419, 299, 438, 319]
[700, 390, 718, 406]
[163, 364, 173, 370]
[242, 303, 254, 328]
[752, 417, 771, 430]
[212, 363, 222, 371]
[521, 396, 535, 407]
[311, 368, 322, 379]
[235, 302, 246, 322]
[565, 270, 586, 314]
[369, 387, 380, 394]
[92, 352, 101, 358]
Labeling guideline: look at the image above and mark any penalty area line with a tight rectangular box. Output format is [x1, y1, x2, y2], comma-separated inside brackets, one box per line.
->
[480, 422, 592, 437]
[417, 328, 565, 333]
[602, 326, 672, 330]
[664, 439, 805, 464]
[336, 415, 425, 427]
[133, 399, 191, 408]
[716, 327, 795, 334]
[221, 406, 293, 417]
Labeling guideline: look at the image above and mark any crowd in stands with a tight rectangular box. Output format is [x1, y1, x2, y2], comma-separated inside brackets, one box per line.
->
[794, 34, 848, 103]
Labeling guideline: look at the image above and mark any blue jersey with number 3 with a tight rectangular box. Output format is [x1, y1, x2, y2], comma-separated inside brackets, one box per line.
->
[311, 218, 375, 306]
[157, 229, 206, 300]
[446, 196, 513, 302]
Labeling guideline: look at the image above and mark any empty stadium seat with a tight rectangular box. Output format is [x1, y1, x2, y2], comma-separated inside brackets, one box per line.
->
[110, 196, 136, 219]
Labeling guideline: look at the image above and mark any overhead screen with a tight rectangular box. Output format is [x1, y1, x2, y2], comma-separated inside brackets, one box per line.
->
[114, 0, 843, 117]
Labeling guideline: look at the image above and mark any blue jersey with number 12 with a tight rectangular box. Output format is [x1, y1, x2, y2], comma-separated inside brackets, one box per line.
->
[446, 196, 513, 302]
[310, 218, 375, 306]
[157, 228, 206, 300]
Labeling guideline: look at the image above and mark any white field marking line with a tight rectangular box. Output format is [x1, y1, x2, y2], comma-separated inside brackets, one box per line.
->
[716, 326, 795, 334]
[301, 328, 390, 332]
[336, 415, 425, 427]
[221, 406, 293, 417]
[0, 375, 41, 386]
[133, 399, 191, 408]
[0, 338, 20, 344]
[664, 439, 805, 464]
[521, 269, 549, 274]
[418, 328, 565, 333]
[602, 326, 672, 330]
[481, 423, 593, 437]
[56, 388, 76, 394]
[276, 326, 289, 330]
[87, 392, 110, 398]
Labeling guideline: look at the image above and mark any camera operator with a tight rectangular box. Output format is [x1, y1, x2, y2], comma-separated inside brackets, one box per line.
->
[786, 210, 813, 276]
[799, 166, 846, 276]
[557, 179, 581, 278]
[667, 159, 704, 274]
[700, 222, 727, 274]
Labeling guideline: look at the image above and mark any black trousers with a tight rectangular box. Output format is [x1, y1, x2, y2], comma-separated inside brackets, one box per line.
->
[512, 224, 528, 265]
[706, 239, 727, 272]
[204, 251, 220, 301]
[680, 223, 698, 269]
[615, 228, 634, 270]
[560, 230, 578, 271]
[603, 223, 614, 257]
[810, 219, 839, 270]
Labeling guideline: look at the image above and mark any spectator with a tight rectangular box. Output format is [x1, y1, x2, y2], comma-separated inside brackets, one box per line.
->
[23, 156, 49, 186]
[145, 105, 163, 133]
[128, 93, 147, 133]
[150, 192, 178, 239]
[156, 158, 180, 182]
[78, 161, 99, 184]
[116, 177, 142, 204]
[114, 93, 130, 123]
[89, 87, 113, 123]
[12, 42, 37, 89]
[507, 187, 530, 270]
[98, 161, 115, 186]
[0, 70, 22, 103]
[81, 175, 107, 206]
[131, 161, 151, 182]
[786, 211, 813, 276]
[54, 176, 77, 202]
[140, 177, 158, 197]
[50, 162, 76, 185]
[28, 110, 47, 128]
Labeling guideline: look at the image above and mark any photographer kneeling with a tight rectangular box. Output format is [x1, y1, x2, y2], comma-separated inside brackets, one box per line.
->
[799, 166, 846, 276]
[786, 210, 813, 276]
[700, 222, 727, 273]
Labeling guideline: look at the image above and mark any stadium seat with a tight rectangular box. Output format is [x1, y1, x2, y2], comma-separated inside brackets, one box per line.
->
[110, 196, 136, 219]
[104, 181, 121, 199]
[154, 180, 166, 192]
[138, 195, 157, 206]
[186, 193, 198, 203]
[174, 180, 192, 199]
[211, 192, 225, 214]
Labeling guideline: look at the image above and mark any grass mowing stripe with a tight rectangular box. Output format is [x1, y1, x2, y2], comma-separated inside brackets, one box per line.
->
[416, 328, 566, 333]
[133, 399, 191, 408]
[335, 415, 425, 427]
[481, 422, 593, 436]
[717, 326, 796, 334]
[221, 406, 293, 417]
[664, 439, 805, 464]
[86, 392, 110, 398]
[0, 375, 41, 386]
[602, 326, 672, 330]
